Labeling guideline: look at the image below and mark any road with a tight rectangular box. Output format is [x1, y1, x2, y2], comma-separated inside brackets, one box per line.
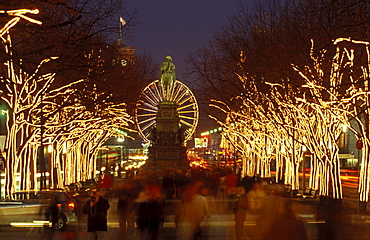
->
[1, 178, 370, 240]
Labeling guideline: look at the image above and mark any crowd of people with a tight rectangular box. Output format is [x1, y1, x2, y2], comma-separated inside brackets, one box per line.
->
[75, 166, 309, 240]
[110, 166, 246, 239]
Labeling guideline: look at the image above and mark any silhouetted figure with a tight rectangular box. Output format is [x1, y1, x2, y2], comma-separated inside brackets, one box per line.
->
[225, 169, 238, 211]
[240, 176, 255, 193]
[235, 193, 248, 240]
[190, 167, 207, 184]
[317, 197, 343, 240]
[117, 180, 137, 233]
[255, 188, 307, 240]
[162, 170, 176, 200]
[175, 169, 189, 199]
[135, 183, 165, 240]
[206, 170, 221, 198]
[46, 194, 61, 229]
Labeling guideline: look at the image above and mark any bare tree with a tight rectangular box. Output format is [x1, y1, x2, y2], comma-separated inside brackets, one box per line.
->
[0, 5, 142, 193]
[186, 0, 370, 111]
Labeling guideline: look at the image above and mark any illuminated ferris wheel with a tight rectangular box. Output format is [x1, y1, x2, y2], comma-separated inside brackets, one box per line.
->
[135, 80, 199, 143]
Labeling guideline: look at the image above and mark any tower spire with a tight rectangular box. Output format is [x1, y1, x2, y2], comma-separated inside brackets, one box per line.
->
[115, 17, 127, 47]
[118, 19, 123, 40]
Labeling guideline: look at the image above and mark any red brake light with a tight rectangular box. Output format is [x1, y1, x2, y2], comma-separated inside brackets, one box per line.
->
[67, 202, 75, 208]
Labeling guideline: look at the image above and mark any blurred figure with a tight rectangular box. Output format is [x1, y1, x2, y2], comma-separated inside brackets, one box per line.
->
[247, 183, 267, 214]
[175, 169, 189, 199]
[240, 176, 255, 193]
[135, 183, 165, 240]
[191, 167, 207, 184]
[317, 197, 343, 240]
[43, 194, 61, 240]
[117, 180, 137, 233]
[218, 172, 227, 199]
[234, 192, 248, 240]
[225, 169, 238, 212]
[99, 172, 113, 192]
[82, 189, 110, 240]
[176, 181, 211, 240]
[255, 189, 308, 240]
[206, 169, 221, 198]
[46, 194, 61, 229]
[162, 170, 176, 200]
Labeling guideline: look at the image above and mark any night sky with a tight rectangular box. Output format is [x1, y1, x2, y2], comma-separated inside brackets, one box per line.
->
[123, 0, 248, 84]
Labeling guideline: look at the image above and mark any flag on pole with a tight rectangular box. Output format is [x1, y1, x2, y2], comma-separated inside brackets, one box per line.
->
[120, 17, 126, 26]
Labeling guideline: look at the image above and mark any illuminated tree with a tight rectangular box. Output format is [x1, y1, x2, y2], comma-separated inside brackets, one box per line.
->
[290, 38, 370, 200]
[212, 87, 305, 191]
[0, 9, 49, 193]
[39, 87, 132, 189]
[0, 9, 133, 194]
[187, 0, 370, 113]
[187, 0, 370, 200]
[329, 38, 370, 202]
[1, 1, 154, 114]
[211, 40, 357, 199]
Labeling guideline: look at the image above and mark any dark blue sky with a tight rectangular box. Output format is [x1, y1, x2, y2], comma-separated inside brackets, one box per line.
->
[123, 0, 247, 84]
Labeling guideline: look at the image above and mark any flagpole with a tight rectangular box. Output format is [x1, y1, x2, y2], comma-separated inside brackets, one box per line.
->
[119, 17, 126, 40]
[119, 18, 122, 40]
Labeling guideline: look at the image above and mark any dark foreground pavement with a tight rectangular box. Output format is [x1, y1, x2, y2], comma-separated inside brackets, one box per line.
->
[2, 198, 370, 240]
[2, 214, 370, 240]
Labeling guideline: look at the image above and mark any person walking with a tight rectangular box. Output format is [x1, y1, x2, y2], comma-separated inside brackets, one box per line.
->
[82, 189, 110, 240]
[117, 180, 137, 233]
[162, 170, 176, 200]
[135, 183, 165, 240]
[176, 182, 211, 240]
[234, 193, 248, 240]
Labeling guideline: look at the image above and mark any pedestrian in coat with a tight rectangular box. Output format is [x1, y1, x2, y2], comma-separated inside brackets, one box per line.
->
[82, 189, 110, 240]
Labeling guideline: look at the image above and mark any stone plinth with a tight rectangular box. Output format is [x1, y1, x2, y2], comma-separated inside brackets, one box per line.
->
[147, 146, 188, 170]
[147, 100, 189, 170]
[156, 101, 179, 132]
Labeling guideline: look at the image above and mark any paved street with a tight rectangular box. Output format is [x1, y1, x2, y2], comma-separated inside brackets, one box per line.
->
[1, 212, 370, 240]
[1, 198, 370, 240]
[1, 178, 370, 240]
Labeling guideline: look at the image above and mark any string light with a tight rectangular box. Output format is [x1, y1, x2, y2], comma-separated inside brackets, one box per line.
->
[0, 9, 133, 194]
[211, 38, 370, 200]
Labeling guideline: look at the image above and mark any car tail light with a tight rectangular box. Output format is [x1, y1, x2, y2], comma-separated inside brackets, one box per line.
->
[67, 202, 75, 208]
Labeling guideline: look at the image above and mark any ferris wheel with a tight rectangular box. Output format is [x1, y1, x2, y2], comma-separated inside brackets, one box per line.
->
[135, 80, 199, 143]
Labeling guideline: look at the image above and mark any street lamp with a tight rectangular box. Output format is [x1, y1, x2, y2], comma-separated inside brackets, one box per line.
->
[302, 145, 307, 191]
[117, 137, 125, 177]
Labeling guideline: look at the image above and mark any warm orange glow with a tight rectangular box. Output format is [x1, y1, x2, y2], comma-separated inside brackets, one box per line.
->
[210, 39, 370, 200]
[0, 8, 133, 194]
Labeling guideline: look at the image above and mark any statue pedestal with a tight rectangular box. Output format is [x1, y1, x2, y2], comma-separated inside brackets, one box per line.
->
[156, 101, 179, 132]
[148, 146, 188, 169]
[147, 101, 189, 170]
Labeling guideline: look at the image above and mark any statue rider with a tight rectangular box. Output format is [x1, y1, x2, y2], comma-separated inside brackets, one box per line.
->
[159, 56, 176, 100]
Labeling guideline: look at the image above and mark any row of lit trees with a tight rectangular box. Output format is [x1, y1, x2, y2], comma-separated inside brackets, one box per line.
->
[188, 0, 370, 200]
[0, 9, 134, 195]
[213, 38, 370, 200]
[187, 0, 370, 107]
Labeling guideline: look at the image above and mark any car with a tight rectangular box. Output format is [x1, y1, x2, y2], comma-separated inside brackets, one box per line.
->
[0, 190, 78, 230]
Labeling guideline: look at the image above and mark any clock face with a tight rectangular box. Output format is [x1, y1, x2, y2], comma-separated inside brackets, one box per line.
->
[121, 59, 127, 66]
